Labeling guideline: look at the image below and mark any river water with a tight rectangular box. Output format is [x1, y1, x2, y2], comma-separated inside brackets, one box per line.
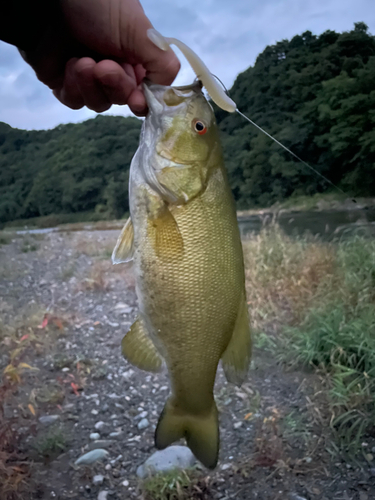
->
[238, 207, 375, 241]
[11, 208, 375, 241]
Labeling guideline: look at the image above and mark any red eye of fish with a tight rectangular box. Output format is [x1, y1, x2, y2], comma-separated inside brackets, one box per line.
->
[193, 120, 207, 135]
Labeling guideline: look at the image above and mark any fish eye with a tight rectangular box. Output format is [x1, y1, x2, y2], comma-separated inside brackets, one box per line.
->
[193, 119, 207, 135]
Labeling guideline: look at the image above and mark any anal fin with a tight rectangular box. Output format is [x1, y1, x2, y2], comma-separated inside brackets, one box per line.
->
[122, 317, 163, 372]
[221, 292, 252, 386]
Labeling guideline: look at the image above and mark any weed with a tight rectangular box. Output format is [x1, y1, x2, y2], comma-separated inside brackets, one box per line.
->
[35, 383, 65, 406]
[60, 262, 76, 281]
[20, 236, 39, 253]
[140, 469, 211, 500]
[33, 425, 67, 459]
[247, 225, 375, 457]
[0, 233, 11, 246]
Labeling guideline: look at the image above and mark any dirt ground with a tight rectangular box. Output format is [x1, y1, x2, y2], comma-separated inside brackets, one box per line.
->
[0, 229, 374, 500]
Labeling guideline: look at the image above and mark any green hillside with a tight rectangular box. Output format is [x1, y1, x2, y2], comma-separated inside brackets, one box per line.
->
[0, 22, 374, 224]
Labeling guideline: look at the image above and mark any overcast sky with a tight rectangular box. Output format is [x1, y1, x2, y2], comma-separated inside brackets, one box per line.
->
[0, 0, 373, 130]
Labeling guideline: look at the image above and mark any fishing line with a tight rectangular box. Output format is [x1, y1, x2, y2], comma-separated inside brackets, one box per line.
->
[211, 74, 355, 202]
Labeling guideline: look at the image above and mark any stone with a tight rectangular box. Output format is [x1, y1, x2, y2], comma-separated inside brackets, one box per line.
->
[136, 410, 148, 420]
[88, 440, 114, 451]
[137, 418, 149, 430]
[121, 369, 134, 380]
[39, 415, 59, 426]
[233, 422, 242, 429]
[137, 446, 196, 479]
[93, 475, 104, 486]
[121, 480, 129, 487]
[97, 492, 109, 500]
[90, 433, 101, 441]
[109, 431, 123, 438]
[288, 494, 308, 500]
[75, 449, 109, 465]
[95, 421, 106, 431]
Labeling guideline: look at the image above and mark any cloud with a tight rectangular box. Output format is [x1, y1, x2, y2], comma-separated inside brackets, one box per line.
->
[0, 0, 374, 130]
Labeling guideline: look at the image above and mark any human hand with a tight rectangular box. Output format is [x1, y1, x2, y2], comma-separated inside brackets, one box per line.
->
[21, 0, 180, 116]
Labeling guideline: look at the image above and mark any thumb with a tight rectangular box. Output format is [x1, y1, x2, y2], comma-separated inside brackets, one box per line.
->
[121, 9, 180, 85]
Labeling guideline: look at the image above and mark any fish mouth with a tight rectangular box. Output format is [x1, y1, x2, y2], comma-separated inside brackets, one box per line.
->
[143, 79, 203, 114]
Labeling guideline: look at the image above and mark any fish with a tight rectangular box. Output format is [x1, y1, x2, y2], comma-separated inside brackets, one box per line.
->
[112, 79, 251, 469]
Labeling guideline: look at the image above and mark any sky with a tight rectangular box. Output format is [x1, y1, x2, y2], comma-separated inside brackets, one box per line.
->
[0, 0, 374, 131]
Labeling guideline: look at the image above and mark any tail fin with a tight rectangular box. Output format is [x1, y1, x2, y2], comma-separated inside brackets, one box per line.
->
[155, 399, 219, 469]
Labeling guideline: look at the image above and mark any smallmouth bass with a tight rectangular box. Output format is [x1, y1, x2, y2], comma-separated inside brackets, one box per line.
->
[113, 80, 251, 468]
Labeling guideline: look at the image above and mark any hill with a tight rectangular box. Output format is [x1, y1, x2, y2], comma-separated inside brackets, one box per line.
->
[0, 22, 374, 223]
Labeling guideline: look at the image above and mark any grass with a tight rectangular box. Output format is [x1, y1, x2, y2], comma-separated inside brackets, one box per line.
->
[140, 469, 211, 500]
[0, 233, 12, 246]
[244, 223, 375, 457]
[33, 425, 68, 460]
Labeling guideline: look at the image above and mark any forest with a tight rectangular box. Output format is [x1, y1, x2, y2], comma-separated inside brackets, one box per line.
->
[0, 22, 374, 223]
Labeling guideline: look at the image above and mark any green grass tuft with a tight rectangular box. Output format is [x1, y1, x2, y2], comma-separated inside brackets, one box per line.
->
[244, 224, 375, 457]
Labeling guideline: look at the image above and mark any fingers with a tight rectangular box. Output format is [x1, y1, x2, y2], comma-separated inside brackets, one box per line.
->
[53, 57, 146, 113]
[117, 5, 181, 86]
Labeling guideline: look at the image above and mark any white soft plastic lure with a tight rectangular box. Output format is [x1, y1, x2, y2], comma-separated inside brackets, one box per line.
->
[147, 29, 237, 113]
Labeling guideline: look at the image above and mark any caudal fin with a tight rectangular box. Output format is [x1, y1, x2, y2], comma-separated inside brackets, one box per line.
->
[155, 399, 219, 469]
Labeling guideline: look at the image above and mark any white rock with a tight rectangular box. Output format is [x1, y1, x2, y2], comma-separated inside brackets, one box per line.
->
[122, 480, 129, 487]
[234, 422, 242, 429]
[97, 491, 109, 500]
[90, 433, 100, 441]
[93, 475, 104, 486]
[137, 446, 196, 478]
[75, 449, 109, 465]
[39, 415, 59, 426]
[136, 410, 148, 420]
[137, 418, 149, 430]
[95, 421, 106, 431]
[121, 369, 134, 379]
[91, 409, 99, 416]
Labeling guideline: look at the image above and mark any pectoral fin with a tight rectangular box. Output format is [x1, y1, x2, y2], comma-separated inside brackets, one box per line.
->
[221, 292, 252, 386]
[122, 317, 163, 372]
[112, 217, 134, 264]
[148, 205, 184, 259]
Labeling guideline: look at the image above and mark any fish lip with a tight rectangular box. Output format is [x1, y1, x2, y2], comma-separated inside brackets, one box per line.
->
[143, 79, 203, 111]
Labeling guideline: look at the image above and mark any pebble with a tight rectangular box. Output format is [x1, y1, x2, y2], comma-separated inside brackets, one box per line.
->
[121, 369, 134, 380]
[288, 494, 308, 500]
[121, 480, 129, 487]
[93, 475, 104, 486]
[137, 446, 196, 478]
[109, 431, 123, 438]
[137, 418, 149, 430]
[39, 415, 59, 426]
[88, 440, 114, 451]
[75, 449, 109, 465]
[95, 421, 106, 431]
[91, 409, 99, 415]
[90, 433, 101, 441]
[136, 410, 148, 420]
[233, 422, 242, 429]
[97, 492, 109, 500]
[105, 464, 112, 471]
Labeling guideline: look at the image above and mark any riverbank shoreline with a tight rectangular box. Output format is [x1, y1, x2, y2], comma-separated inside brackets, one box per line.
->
[1, 196, 375, 234]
